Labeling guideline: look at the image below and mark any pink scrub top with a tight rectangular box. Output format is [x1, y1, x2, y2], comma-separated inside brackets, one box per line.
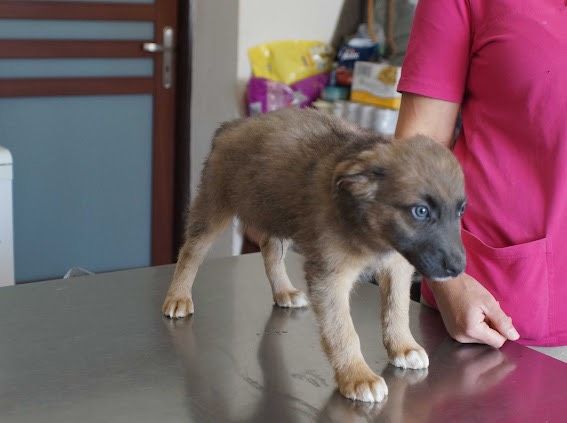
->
[398, 0, 567, 345]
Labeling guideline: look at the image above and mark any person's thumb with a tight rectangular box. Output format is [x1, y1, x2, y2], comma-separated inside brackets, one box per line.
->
[485, 300, 520, 341]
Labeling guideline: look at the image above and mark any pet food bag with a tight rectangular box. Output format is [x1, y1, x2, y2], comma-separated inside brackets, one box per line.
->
[247, 78, 297, 115]
[248, 40, 334, 85]
[247, 73, 329, 115]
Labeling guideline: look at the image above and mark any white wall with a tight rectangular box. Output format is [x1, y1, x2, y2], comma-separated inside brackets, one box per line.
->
[190, 0, 344, 258]
[190, 0, 240, 258]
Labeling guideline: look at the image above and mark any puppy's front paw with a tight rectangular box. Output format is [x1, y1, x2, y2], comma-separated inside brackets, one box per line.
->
[274, 290, 309, 308]
[162, 295, 194, 319]
[389, 346, 429, 370]
[337, 364, 388, 403]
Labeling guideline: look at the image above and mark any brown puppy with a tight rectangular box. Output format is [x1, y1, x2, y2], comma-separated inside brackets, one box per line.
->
[163, 108, 466, 402]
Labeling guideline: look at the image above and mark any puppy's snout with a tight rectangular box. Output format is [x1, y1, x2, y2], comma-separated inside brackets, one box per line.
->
[443, 261, 460, 278]
[442, 253, 466, 278]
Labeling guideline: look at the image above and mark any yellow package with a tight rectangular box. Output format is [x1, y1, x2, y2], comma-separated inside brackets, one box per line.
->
[248, 40, 334, 85]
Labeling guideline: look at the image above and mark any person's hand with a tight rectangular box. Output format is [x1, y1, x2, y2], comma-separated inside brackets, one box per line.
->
[429, 273, 520, 348]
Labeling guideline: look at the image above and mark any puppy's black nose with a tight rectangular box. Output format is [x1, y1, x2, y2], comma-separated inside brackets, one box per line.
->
[444, 265, 460, 277]
[443, 257, 463, 277]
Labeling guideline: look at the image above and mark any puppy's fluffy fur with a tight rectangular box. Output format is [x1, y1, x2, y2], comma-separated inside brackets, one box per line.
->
[163, 108, 465, 402]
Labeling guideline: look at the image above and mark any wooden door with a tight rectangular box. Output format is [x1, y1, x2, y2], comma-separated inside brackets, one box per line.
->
[0, 0, 181, 282]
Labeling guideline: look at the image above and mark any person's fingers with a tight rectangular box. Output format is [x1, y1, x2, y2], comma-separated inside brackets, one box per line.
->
[470, 321, 507, 348]
[484, 301, 520, 340]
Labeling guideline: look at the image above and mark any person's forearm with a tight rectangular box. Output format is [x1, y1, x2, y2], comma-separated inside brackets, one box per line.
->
[395, 93, 460, 148]
[428, 274, 461, 292]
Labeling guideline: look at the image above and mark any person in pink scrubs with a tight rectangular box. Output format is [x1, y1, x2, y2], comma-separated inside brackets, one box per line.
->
[396, 0, 567, 347]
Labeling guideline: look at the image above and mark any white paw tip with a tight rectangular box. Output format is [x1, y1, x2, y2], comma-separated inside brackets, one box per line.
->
[162, 297, 194, 319]
[294, 293, 309, 307]
[378, 379, 389, 396]
[391, 349, 429, 370]
[360, 390, 372, 402]
[343, 380, 388, 403]
[275, 290, 309, 308]
[372, 387, 387, 402]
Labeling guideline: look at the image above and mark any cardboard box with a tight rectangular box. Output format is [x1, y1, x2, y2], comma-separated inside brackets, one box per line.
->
[351, 62, 401, 110]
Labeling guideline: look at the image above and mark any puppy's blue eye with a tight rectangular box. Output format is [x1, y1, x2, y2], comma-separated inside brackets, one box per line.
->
[411, 205, 430, 220]
[458, 203, 466, 217]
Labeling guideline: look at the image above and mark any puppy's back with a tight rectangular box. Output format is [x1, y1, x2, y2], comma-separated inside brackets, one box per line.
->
[200, 108, 383, 238]
[213, 108, 345, 152]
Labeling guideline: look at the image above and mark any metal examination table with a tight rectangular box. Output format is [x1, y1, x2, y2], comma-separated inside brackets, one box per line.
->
[1, 253, 566, 422]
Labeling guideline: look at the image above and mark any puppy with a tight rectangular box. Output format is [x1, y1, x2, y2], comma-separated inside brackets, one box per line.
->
[163, 108, 466, 402]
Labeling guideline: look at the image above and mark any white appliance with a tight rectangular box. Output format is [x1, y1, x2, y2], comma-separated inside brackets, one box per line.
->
[0, 146, 14, 286]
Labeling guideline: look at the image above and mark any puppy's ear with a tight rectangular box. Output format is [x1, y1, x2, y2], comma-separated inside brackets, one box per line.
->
[333, 158, 386, 201]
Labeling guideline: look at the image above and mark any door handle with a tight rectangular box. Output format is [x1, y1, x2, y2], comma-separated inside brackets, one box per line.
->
[142, 26, 174, 89]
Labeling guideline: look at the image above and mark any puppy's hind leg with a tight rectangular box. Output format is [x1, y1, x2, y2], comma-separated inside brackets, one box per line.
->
[259, 236, 308, 308]
[162, 193, 231, 319]
[378, 252, 429, 369]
